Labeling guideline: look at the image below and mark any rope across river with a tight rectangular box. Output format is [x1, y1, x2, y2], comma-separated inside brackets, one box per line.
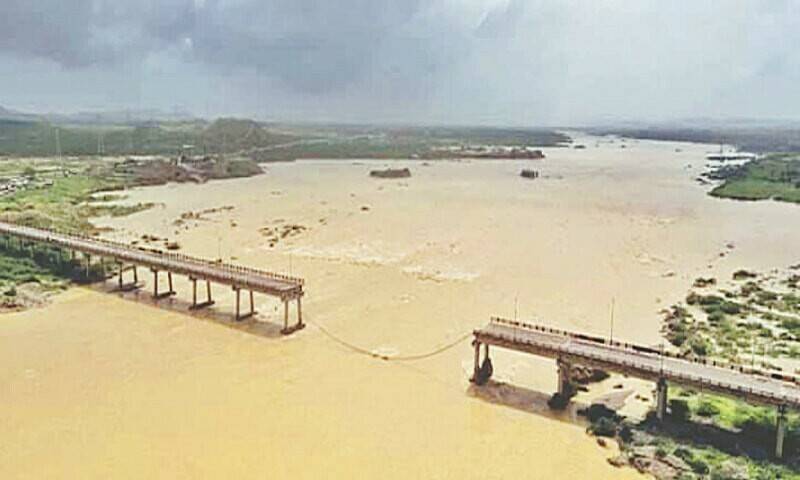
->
[309, 319, 474, 362]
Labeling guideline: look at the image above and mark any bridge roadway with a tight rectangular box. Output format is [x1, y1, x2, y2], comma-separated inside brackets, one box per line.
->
[473, 317, 799, 457]
[0, 221, 305, 331]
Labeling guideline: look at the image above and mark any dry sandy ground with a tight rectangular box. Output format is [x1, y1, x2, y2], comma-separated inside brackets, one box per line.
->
[2, 134, 800, 478]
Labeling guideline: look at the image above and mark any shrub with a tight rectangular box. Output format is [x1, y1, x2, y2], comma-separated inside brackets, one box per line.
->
[687, 457, 709, 475]
[707, 310, 726, 324]
[590, 417, 618, 437]
[669, 330, 688, 347]
[689, 337, 711, 357]
[696, 399, 720, 417]
[670, 399, 691, 422]
[720, 301, 741, 315]
[733, 270, 757, 281]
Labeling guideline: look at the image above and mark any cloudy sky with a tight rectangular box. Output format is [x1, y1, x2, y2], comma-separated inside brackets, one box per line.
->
[1, 0, 799, 125]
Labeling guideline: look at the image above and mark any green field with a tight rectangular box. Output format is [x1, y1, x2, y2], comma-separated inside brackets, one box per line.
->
[711, 154, 800, 203]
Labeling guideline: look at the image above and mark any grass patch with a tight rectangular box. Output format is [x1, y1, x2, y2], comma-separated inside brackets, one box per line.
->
[710, 154, 800, 204]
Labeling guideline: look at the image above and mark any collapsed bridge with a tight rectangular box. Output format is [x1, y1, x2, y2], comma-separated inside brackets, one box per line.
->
[472, 317, 800, 458]
[0, 221, 305, 333]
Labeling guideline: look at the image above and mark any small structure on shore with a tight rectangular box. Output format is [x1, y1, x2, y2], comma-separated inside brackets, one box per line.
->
[370, 168, 411, 179]
[520, 169, 539, 179]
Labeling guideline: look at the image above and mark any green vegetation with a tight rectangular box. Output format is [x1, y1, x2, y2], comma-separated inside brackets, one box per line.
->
[601, 389, 800, 479]
[0, 239, 111, 309]
[255, 126, 570, 161]
[632, 268, 800, 478]
[0, 170, 122, 232]
[0, 118, 297, 157]
[710, 154, 800, 203]
[590, 126, 800, 154]
[0, 148, 267, 309]
[0, 118, 570, 164]
[663, 270, 800, 363]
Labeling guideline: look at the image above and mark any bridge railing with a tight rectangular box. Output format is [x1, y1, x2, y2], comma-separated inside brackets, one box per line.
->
[488, 316, 800, 389]
[483, 323, 798, 406]
[0, 222, 305, 287]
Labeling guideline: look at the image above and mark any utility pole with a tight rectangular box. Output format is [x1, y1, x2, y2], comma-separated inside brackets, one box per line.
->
[55, 128, 62, 162]
[97, 131, 105, 156]
[609, 297, 616, 343]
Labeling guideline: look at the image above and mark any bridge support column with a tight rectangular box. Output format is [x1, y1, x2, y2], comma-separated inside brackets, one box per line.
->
[234, 287, 241, 320]
[152, 269, 175, 299]
[282, 299, 289, 333]
[471, 340, 481, 382]
[116, 264, 140, 291]
[189, 279, 214, 310]
[297, 296, 303, 329]
[656, 377, 668, 422]
[280, 295, 305, 335]
[557, 359, 572, 397]
[470, 340, 493, 385]
[776, 404, 787, 459]
[85, 254, 91, 279]
[232, 287, 255, 321]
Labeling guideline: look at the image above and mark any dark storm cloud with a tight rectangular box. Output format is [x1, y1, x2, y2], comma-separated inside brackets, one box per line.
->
[178, 0, 467, 93]
[0, 0, 471, 93]
[3, 1, 800, 124]
[0, 0, 108, 67]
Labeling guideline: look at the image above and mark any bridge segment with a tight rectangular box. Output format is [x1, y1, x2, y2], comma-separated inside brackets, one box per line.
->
[472, 317, 800, 458]
[0, 221, 305, 333]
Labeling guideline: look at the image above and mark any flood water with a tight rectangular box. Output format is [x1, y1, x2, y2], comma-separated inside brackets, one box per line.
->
[3, 135, 799, 478]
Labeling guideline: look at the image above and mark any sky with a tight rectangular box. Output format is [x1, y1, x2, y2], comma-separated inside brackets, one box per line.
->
[1, 0, 799, 126]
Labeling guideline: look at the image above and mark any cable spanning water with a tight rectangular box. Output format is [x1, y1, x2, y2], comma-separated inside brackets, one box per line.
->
[309, 319, 473, 362]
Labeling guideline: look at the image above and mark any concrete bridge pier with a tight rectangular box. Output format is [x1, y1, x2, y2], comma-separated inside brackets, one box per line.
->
[232, 286, 255, 321]
[471, 340, 481, 382]
[776, 404, 788, 459]
[297, 297, 303, 330]
[656, 377, 668, 421]
[116, 264, 140, 291]
[189, 278, 214, 310]
[280, 295, 306, 335]
[469, 340, 492, 384]
[557, 358, 572, 397]
[151, 269, 175, 299]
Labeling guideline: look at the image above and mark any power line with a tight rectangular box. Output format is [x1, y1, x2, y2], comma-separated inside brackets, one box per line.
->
[309, 320, 473, 362]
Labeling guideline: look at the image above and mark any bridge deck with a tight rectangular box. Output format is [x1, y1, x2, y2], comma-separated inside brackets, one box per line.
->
[0, 222, 303, 300]
[476, 317, 800, 408]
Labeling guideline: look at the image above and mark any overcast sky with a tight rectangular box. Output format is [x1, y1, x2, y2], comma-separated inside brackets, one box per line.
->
[1, 0, 798, 125]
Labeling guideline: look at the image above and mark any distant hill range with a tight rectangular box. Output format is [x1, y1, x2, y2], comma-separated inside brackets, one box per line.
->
[0, 105, 196, 125]
[0, 110, 298, 157]
[0, 106, 39, 123]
